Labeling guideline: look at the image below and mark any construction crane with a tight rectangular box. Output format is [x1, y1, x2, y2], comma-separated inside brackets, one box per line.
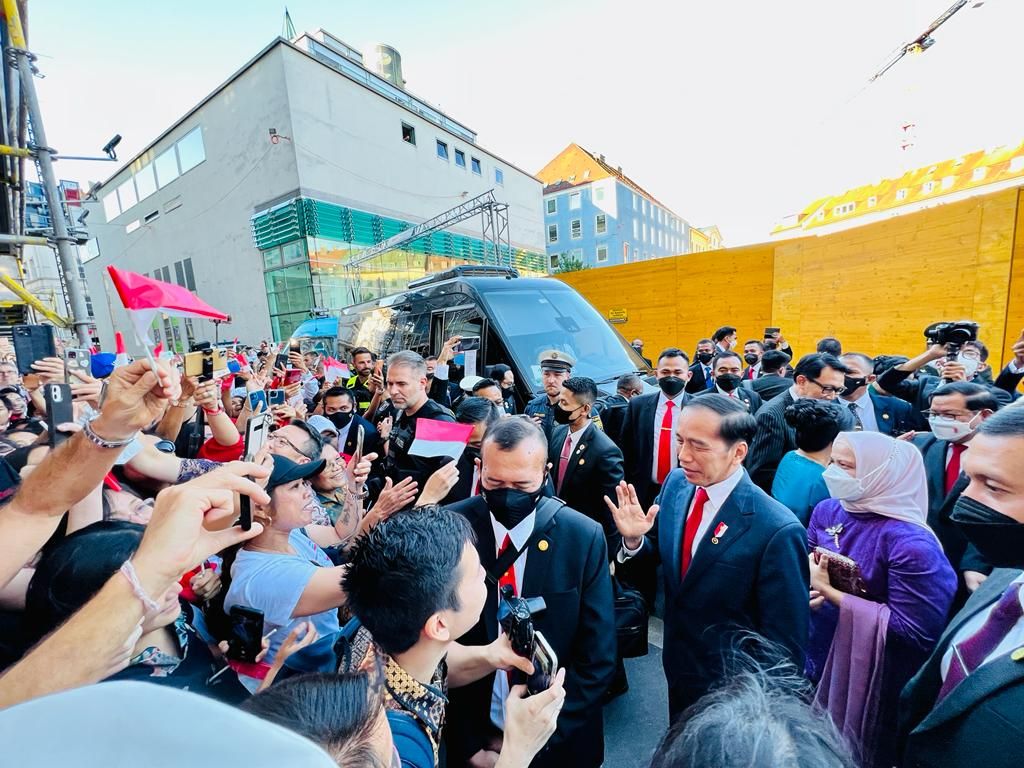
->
[869, 1, 984, 83]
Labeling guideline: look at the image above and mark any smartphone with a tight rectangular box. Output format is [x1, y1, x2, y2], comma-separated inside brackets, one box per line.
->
[274, 353, 289, 372]
[226, 606, 265, 663]
[528, 630, 558, 695]
[456, 336, 481, 353]
[240, 413, 272, 531]
[64, 348, 92, 380]
[268, 389, 286, 406]
[764, 327, 781, 338]
[44, 383, 74, 448]
[184, 348, 227, 381]
[284, 368, 303, 386]
[288, 338, 301, 355]
[248, 389, 268, 413]
[12, 324, 56, 375]
[354, 424, 365, 466]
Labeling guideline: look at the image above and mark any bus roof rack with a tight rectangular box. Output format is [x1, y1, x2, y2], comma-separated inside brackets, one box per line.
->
[407, 265, 519, 289]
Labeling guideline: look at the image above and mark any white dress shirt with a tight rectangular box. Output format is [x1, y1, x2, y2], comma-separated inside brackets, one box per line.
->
[941, 573, 1024, 682]
[489, 511, 536, 729]
[621, 466, 746, 562]
[651, 391, 686, 483]
[839, 393, 879, 432]
[563, 420, 591, 457]
[788, 383, 802, 401]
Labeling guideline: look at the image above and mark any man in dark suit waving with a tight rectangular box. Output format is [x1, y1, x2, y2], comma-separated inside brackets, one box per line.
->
[695, 351, 763, 415]
[607, 395, 808, 719]
[899, 406, 1024, 768]
[548, 376, 624, 558]
[445, 417, 616, 768]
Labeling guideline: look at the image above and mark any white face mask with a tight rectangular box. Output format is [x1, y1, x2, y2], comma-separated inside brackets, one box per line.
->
[929, 413, 980, 443]
[956, 353, 980, 379]
[822, 464, 864, 502]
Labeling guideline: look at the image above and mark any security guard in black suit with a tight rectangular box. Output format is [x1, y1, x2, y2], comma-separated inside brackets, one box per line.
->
[524, 350, 575, 438]
[695, 351, 763, 415]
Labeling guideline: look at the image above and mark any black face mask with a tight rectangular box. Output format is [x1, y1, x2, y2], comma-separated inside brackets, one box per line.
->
[328, 411, 353, 431]
[743, 353, 759, 366]
[717, 373, 742, 392]
[951, 495, 1024, 569]
[463, 446, 481, 467]
[484, 482, 546, 529]
[426, 372, 435, 380]
[658, 376, 686, 398]
[553, 404, 580, 425]
[696, 352, 714, 365]
[843, 376, 867, 394]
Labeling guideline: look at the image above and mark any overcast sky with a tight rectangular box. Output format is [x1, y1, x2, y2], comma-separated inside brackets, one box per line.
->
[29, 0, 1023, 245]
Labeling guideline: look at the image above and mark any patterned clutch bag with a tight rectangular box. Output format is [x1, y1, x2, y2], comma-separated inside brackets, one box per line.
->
[813, 546, 867, 596]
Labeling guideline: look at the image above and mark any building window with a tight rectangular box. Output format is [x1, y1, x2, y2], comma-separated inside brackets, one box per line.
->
[571, 248, 583, 260]
[176, 127, 205, 174]
[896, 188, 908, 201]
[633, 220, 639, 239]
[471, 157, 482, 175]
[632, 194, 638, 211]
[569, 191, 581, 210]
[495, 168, 504, 185]
[550, 254, 559, 270]
[941, 175, 956, 190]
[134, 164, 157, 201]
[546, 198, 556, 215]
[125, 220, 140, 234]
[972, 166, 987, 181]
[401, 122, 416, 145]
[596, 213, 607, 234]
[548, 223, 558, 243]
[623, 242, 629, 261]
[867, 195, 878, 207]
[595, 187, 605, 202]
[922, 180, 937, 194]
[454, 149, 466, 168]
[102, 192, 120, 221]
[832, 202, 855, 216]
[436, 140, 449, 160]
[154, 146, 179, 188]
[117, 178, 138, 212]
[633, 248, 638, 261]
[570, 219, 582, 239]
[596, 245, 608, 263]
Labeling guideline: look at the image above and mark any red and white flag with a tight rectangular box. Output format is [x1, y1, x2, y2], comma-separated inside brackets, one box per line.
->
[113, 332, 130, 368]
[409, 419, 474, 460]
[107, 265, 229, 353]
[323, 356, 350, 383]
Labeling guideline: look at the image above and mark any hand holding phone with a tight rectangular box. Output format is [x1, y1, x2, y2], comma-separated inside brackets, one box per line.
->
[226, 606, 265, 663]
[44, 383, 74, 448]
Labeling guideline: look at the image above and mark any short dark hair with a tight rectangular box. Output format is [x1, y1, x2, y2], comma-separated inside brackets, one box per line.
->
[471, 377, 499, 394]
[683, 394, 757, 445]
[658, 347, 691, 365]
[712, 326, 737, 343]
[978, 406, 1024, 438]
[784, 400, 846, 452]
[816, 336, 843, 356]
[839, 352, 874, 373]
[344, 505, 475, 655]
[456, 396, 502, 427]
[793, 353, 848, 381]
[760, 350, 791, 373]
[696, 338, 713, 348]
[712, 351, 742, 370]
[425, 354, 438, 363]
[929, 381, 1001, 412]
[562, 376, 598, 406]
[351, 346, 374, 361]
[964, 339, 989, 361]
[489, 363, 512, 382]
[287, 419, 325, 460]
[482, 415, 547, 453]
[617, 373, 643, 392]
[323, 387, 356, 408]
[744, 340, 764, 351]
[242, 672, 385, 766]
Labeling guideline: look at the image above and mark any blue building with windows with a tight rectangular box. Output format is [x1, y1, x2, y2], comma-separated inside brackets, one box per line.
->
[537, 143, 718, 270]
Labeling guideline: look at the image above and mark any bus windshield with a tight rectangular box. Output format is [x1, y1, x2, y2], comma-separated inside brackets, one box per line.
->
[480, 286, 646, 391]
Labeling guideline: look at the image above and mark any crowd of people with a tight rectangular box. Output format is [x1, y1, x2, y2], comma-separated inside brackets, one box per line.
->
[0, 322, 1023, 768]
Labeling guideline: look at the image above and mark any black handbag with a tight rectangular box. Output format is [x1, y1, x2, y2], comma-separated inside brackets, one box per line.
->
[613, 576, 649, 658]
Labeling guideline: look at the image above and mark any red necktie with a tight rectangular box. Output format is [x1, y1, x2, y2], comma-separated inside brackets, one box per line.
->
[946, 443, 966, 495]
[680, 487, 710, 578]
[497, 534, 517, 597]
[656, 400, 675, 484]
[556, 432, 572, 494]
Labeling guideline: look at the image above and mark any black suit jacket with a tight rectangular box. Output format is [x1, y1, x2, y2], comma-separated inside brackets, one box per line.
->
[877, 369, 1012, 430]
[993, 363, 1024, 399]
[444, 497, 616, 768]
[696, 385, 763, 415]
[684, 362, 714, 394]
[620, 391, 691, 508]
[899, 568, 1024, 768]
[548, 422, 624, 558]
[911, 434, 990, 576]
[749, 373, 790, 402]
[617, 470, 808, 717]
[866, 388, 915, 435]
[744, 389, 796, 492]
[340, 413, 382, 460]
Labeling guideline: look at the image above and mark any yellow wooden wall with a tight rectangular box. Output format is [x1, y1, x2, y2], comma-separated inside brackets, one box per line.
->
[557, 187, 1024, 369]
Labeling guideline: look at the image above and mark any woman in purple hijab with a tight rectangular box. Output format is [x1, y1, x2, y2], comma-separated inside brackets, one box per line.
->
[807, 431, 956, 768]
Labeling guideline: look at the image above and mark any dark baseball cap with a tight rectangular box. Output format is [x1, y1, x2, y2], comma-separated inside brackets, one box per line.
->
[266, 454, 325, 492]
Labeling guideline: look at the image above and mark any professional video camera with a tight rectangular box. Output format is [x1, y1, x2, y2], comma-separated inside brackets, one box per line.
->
[497, 585, 557, 695]
[923, 321, 978, 357]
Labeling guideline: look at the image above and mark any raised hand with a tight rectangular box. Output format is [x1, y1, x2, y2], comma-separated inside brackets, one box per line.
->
[604, 481, 658, 549]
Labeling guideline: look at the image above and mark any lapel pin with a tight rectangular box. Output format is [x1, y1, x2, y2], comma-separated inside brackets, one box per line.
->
[711, 522, 728, 544]
[882, 413, 890, 420]
[538, 540, 549, 552]
[578, 458, 585, 465]
[1011, 647, 1024, 662]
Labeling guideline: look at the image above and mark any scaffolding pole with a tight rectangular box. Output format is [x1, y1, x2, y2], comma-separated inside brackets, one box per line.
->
[3, 0, 91, 345]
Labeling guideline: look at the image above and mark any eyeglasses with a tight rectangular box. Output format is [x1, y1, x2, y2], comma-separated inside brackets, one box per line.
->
[922, 410, 976, 420]
[270, 432, 307, 457]
[809, 378, 846, 396]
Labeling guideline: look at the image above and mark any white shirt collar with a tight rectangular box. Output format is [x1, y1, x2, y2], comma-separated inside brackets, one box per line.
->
[788, 384, 802, 401]
[700, 466, 746, 510]
[490, 511, 536, 551]
[658, 390, 686, 408]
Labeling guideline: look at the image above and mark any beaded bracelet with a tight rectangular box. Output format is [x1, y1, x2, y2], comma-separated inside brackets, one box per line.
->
[119, 560, 162, 614]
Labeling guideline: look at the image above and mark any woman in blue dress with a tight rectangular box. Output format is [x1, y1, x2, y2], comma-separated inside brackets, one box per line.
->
[772, 399, 845, 525]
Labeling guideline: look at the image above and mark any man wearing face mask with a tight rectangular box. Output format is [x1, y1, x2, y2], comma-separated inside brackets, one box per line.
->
[320, 387, 381, 462]
[742, 340, 764, 380]
[524, 350, 575, 440]
[685, 339, 717, 394]
[445, 417, 616, 768]
[837, 352, 914, 435]
[696, 352, 763, 414]
[712, 326, 738, 355]
[876, 337, 1012, 431]
[631, 339, 652, 368]
[899, 406, 1024, 768]
[912, 382, 1000, 601]
[548, 377, 624, 559]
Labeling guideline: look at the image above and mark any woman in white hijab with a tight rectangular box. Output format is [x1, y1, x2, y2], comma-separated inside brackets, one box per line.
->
[805, 431, 957, 768]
